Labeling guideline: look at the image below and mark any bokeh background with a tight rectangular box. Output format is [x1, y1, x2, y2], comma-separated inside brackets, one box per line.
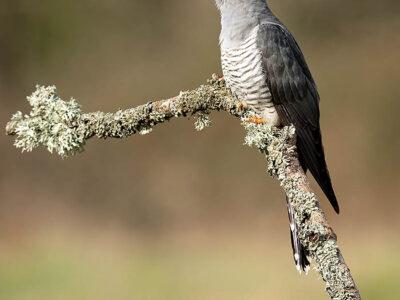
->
[1, 0, 399, 299]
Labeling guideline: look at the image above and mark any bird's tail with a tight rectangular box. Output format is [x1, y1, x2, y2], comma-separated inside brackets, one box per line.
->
[286, 196, 310, 273]
[296, 126, 340, 214]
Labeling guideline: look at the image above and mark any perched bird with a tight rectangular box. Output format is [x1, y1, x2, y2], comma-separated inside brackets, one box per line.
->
[215, 0, 339, 272]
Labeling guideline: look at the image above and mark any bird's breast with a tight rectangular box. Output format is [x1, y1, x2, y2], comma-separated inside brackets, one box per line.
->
[220, 26, 280, 126]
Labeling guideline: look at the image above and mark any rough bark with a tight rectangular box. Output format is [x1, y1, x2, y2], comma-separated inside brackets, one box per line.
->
[5, 74, 361, 299]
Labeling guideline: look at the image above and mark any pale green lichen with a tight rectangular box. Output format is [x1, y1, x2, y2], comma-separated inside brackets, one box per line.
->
[243, 116, 296, 181]
[9, 85, 85, 157]
[194, 112, 211, 131]
[138, 127, 153, 135]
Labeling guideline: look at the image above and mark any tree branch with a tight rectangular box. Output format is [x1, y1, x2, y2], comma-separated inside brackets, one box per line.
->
[5, 74, 361, 299]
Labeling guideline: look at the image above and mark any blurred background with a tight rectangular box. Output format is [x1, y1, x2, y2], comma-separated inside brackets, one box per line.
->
[1, 0, 399, 299]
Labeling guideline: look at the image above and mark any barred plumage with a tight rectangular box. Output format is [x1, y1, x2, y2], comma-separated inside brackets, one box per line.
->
[221, 26, 280, 125]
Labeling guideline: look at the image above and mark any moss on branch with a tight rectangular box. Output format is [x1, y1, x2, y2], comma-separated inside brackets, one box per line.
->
[5, 75, 361, 299]
[6, 75, 243, 157]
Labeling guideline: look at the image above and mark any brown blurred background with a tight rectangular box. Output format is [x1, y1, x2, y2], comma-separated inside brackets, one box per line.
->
[1, 0, 399, 299]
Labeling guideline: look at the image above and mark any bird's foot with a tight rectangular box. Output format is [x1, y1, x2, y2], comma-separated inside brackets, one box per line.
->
[212, 73, 224, 81]
[237, 101, 248, 111]
[211, 74, 224, 82]
[246, 115, 267, 125]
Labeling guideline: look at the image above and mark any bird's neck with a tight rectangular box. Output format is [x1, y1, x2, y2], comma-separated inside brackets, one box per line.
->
[218, 1, 278, 48]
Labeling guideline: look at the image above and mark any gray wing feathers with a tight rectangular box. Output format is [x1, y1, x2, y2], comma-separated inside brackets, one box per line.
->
[258, 23, 339, 213]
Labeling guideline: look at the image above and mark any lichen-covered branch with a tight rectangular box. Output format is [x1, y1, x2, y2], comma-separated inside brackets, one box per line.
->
[5, 74, 361, 299]
[5, 75, 241, 157]
[244, 122, 361, 299]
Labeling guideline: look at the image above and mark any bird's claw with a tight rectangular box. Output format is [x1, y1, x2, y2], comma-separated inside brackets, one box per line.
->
[246, 115, 267, 125]
[237, 101, 248, 111]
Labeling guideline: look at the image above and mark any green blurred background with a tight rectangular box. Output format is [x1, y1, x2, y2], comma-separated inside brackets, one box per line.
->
[1, 0, 399, 299]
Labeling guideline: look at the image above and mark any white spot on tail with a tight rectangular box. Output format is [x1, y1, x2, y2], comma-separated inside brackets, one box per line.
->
[296, 264, 301, 273]
[304, 265, 310, 275]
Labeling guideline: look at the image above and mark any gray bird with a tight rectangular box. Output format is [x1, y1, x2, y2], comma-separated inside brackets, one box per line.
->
[215, 0, 339, 272]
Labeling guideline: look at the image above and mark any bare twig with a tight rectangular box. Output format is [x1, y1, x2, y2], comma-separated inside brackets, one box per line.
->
[5, 74, 361, 299]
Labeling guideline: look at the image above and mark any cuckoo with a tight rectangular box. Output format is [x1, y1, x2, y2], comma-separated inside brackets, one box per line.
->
[215, 0, 339, 272]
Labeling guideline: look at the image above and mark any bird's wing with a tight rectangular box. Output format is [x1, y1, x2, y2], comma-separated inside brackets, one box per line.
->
[258, 23, 339, 213]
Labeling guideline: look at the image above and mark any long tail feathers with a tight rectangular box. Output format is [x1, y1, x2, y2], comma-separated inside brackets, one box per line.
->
[286, 196, 310, 273]
[296, 127, 340, 214]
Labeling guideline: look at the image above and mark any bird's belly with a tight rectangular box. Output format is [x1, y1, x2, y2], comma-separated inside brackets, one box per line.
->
[221, 30, 280, 126]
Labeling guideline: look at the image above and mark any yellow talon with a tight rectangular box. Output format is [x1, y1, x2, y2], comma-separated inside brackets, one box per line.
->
[247, 116, 267, 125]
